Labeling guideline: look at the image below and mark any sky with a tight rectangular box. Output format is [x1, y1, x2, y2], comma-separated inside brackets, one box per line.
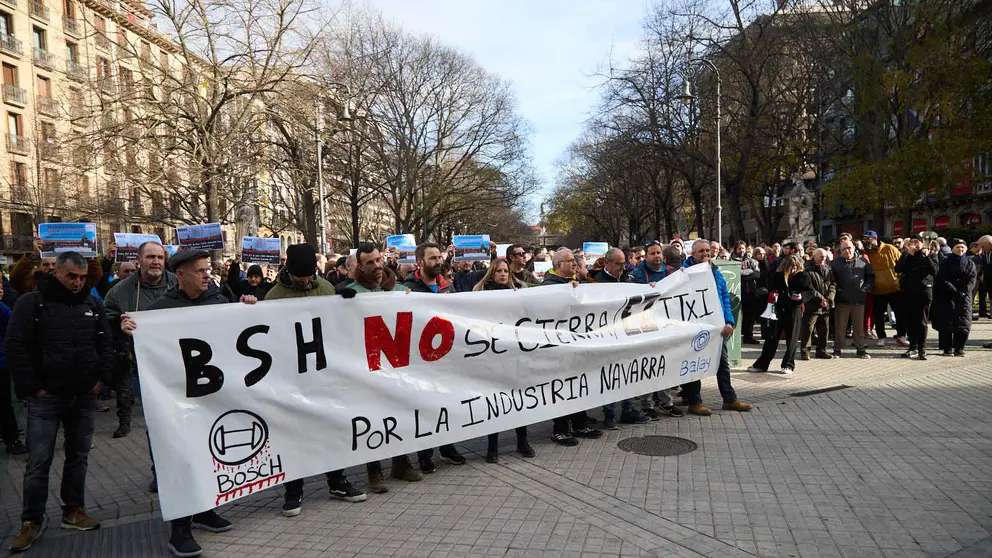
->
[362, 0, 650, 220]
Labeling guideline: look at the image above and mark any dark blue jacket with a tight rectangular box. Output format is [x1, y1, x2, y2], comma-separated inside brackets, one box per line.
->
[630, 261, 670, 284]
[683, 257, 734, 326]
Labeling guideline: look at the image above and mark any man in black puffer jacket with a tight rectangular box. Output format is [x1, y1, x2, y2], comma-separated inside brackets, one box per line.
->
[5, 252, 114, 552]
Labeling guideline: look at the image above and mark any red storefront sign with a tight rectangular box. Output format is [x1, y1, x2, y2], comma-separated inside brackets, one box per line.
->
[962, 213, 981, 227]
[912, 219, 928, 234]
[893, 221, 903, 236]
[935, 215, 950, 229]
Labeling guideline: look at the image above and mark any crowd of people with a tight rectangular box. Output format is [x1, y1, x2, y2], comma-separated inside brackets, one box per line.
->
[0, 229, 989, 557]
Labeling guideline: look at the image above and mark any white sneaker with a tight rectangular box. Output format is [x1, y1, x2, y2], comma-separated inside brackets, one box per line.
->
[777, 367, 794, 375]
[747, 366, 766, 373]
[895, 336, 909, 347]
[875, 339, 886, 348]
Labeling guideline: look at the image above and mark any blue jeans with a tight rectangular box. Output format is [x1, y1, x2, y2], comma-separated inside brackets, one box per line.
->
[602, 400, 634, 422]
[680, 339, 737, 406]
[21, 393, 97, 522]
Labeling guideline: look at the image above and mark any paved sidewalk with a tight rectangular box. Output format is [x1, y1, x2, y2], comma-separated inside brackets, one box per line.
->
[2, 322, 991, 557]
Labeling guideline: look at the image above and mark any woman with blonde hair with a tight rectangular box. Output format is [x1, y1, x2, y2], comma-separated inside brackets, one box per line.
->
[472, 258, 526, 291]
[748, 255, 815, 374]
[472, 258, 535, 462]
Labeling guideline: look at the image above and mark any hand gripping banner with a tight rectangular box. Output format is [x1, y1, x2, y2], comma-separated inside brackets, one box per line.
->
[133, 265, 725, 519]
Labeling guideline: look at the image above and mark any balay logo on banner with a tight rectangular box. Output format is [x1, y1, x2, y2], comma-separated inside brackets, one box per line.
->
[132, 265, 725, 520]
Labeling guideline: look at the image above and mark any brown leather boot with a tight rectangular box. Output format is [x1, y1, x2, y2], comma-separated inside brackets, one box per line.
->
[390, 455, 423, 482]
[722, 401, 753, 412]
[366, 461, 388, 493]
[687, 405, 712, 416]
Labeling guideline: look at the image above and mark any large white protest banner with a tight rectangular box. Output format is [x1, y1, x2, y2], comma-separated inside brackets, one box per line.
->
[132, 265, 726, 520]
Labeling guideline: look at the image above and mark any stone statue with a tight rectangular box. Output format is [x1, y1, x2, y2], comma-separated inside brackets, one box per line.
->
[788, 176, 815, 242]
[234, 200, 259, 246]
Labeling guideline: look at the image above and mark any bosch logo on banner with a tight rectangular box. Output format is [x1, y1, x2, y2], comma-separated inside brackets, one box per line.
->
[210, 410, 284, 506]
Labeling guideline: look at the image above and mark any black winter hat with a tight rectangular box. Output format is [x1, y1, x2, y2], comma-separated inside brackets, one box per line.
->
[285, 244, 318, 277]
[246, 264, 263, 277]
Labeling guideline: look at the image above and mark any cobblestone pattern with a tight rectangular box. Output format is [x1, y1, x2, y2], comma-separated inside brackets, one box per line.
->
[1, 323, 990, 557]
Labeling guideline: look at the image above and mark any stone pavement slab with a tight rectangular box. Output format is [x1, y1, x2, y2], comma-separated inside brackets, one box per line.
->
[2, 322, 991, 557]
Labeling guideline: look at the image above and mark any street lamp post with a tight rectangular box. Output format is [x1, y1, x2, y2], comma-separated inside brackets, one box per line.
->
[311, 79, 352, 254]
[680, 58, 722, 244]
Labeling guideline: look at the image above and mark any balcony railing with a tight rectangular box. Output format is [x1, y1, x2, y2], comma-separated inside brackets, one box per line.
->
[99, 77, 115, 94]
[29, 0, 50, 22]
[95, 33, 110, 51]
[63, 16, 81, 37]
[0, 34, 22, 57]
[66, 59, 87, 81]
[33, 48, 54, 70]
[0, 235, 35, 252]
[37, 94, 57, 116]
[39, 139, 58, 161]
[2, 84, 27, 106]
[0, 0, 17, 10]
[5, 134, 31, 155]
[69, 103, 87, 120]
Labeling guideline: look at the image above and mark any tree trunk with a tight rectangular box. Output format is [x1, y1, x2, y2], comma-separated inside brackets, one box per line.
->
[691, 188, 704, 240]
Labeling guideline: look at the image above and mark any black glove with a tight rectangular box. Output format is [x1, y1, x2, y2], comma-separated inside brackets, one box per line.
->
[339, 288, 357, 299]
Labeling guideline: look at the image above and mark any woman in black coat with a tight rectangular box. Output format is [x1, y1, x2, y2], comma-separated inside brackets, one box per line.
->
[753, 247, 771, 341]
[472, 260, 534, 462]
[748, 255, 815, 374]
[933, 238, 978, 356]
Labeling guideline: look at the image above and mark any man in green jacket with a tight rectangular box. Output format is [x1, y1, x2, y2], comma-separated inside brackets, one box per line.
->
[265, 243, 338, 299]
[104, 241, 176, 439]
[264, 244, 367, 516]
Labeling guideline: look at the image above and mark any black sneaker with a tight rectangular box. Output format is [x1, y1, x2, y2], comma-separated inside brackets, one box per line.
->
[642, 408, 662, 421]
[439, 447, 466, 465]
[419, 457, 436, 474]
[168, 523, 202, 558]
[954, 350, 966, 357]
[551, 432, 578, 446]
[857, 352, 871, 359]
[486, 451, 498, 464]
[191, 510, 232, 533]
[5, 440, 27, 455]
[662, 405, 685, 418]
[572, 427, 603, 439]
[901, 350, 913, 359]
[619, 412, 651, 424]
[282, 495, 302, 517]
[329, 479, 367, 503]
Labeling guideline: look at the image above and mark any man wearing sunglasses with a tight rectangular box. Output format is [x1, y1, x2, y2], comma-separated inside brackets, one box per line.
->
[506, 245, 540, 286]
[830, 239, 875, 358]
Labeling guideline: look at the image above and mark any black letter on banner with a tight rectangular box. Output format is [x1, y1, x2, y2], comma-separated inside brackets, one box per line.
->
[237, 325, 272, 387]
[351, 417, 371, 451]
[179, 338, 224, 398]
[295, 318, 327, 373]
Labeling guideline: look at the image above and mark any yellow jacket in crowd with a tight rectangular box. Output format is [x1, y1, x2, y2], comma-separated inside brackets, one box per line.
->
[866, 242, 902, 295]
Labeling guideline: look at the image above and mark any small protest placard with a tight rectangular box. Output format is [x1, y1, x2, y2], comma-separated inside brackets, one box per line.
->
[113, 233, 163, 263]
[241, 237, 281, 264]
[386, 234, 417, 264]
[39, 223, 98, 258]
[452, 235, 491, 262]
[177, 223, 224, 251]
[582, 242, 609, 268]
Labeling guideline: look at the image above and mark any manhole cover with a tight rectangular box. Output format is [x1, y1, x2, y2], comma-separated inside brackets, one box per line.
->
[617, 435, 697, 457]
